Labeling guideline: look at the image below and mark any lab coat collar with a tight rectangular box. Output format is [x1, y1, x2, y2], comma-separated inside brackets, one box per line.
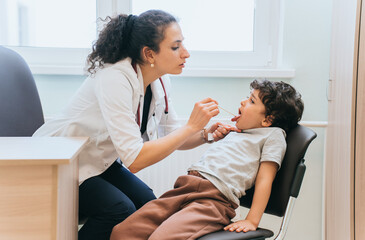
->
[111, 57, 145, 98]
[127, 58, 144, 98]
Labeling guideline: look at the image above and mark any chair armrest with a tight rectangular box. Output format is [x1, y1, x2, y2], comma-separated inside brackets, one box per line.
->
[290, 160, 306, 198]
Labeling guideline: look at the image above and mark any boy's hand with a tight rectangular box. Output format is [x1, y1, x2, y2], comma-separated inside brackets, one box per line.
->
[215, 123, 242, 134]
[207, 123, 233, 141]
[206, 123, 243, 142]
[226, 126, 242, 133]
[224, 220, 257, 233]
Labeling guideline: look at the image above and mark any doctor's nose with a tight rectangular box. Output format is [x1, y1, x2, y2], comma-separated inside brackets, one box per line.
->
[181, 45, 190, 59]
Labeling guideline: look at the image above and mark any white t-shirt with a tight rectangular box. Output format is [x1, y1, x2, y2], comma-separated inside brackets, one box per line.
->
[33, 58, 180, 184]
[188, 127, 286, 205]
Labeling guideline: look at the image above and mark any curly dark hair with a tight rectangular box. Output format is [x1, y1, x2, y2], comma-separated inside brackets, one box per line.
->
[250, 79, 304, 133]
[87, 10, 177, 74]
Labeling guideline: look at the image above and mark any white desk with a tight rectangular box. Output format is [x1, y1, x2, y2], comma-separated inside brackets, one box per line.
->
[0, 137, 87, 240]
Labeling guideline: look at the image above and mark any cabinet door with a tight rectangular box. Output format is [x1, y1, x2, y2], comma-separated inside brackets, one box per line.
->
[355, 0, 365, 237]
[326, 0, 359, 239]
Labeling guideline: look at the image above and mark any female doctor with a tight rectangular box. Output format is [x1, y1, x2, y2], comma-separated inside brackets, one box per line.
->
[33, 10, 228, 240]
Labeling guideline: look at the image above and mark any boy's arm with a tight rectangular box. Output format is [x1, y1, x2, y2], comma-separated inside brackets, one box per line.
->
[224, 161, 278, 233]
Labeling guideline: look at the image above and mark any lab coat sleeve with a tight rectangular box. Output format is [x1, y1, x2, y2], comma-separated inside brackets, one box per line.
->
[94, 68, 143, 168]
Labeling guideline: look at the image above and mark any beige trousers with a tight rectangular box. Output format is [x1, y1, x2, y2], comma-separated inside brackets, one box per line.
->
[110, 174, 237, 240]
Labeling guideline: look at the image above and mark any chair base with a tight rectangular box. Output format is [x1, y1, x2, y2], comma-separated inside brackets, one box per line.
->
[197, 228, 274, 240]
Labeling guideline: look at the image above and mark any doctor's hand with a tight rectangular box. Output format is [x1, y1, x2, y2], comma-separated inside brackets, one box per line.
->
[187, 98, 219, 132]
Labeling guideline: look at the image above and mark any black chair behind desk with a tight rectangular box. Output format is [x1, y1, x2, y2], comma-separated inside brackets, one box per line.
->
[0, 46, 44, 136]
[198, 125, 317, 240]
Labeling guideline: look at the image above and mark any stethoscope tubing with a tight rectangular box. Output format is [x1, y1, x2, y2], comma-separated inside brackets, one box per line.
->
[132, 62, 169, 127]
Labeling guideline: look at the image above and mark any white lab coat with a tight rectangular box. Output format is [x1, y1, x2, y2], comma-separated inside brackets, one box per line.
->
[33, 58, 180, 184]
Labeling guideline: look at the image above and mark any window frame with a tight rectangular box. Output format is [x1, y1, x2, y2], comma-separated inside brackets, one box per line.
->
[5, 0, 294, 78]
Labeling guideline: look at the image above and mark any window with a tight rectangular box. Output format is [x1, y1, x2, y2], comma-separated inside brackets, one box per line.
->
[130, 0, 287, 75]
[0, 0, 293, 77]
[0, 0, 96, 48]
[0, 0, 100, 75]
[133, 0, 254, 52]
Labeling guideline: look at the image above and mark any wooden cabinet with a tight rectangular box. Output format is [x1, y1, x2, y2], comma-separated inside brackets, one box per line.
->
[0, 137, 87, 240]
[326, 0, 365, 239]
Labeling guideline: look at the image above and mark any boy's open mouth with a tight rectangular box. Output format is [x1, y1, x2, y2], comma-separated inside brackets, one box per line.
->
[231, 109, 241, 122]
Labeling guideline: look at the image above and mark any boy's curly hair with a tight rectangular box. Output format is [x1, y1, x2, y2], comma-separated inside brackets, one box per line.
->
[250, 79, 304, 133]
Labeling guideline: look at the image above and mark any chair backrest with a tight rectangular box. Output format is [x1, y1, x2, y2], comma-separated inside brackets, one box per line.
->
[239, 124, 317, 217]
[0, 46, 44, 136]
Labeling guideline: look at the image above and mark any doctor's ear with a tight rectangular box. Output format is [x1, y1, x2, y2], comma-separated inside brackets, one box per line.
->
[141, 46, 156, 66]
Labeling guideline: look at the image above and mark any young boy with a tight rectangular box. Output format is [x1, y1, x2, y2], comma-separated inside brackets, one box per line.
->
[110, 79, 304, 240]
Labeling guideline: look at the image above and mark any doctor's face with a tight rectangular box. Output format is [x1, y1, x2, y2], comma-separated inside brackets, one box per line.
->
[153, 23, 190, 75]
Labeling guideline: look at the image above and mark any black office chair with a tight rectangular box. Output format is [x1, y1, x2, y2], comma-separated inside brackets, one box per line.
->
[0, 46, 44, 136]
[198, 125, 317, 240]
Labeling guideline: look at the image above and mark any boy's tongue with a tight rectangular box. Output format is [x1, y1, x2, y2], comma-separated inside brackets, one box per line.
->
[231, 109, 241, 122]
[231, 115, 240, 122]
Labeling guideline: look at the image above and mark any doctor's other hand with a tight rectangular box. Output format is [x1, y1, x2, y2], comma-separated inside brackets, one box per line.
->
[187, 98, 219, 132]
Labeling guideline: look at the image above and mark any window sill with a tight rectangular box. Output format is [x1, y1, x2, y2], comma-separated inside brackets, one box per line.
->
[9, 44, 294, 78]
[30, 65, 86, 76]
[10, 45, 295, 78]
[29, 64, 295, 79]
[178, 67, 295, 78]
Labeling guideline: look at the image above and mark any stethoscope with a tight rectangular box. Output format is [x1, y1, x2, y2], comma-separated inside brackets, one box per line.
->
[132, 63, 169, 127]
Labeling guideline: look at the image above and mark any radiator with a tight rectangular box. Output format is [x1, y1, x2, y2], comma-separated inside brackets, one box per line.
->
[135, 143, 210, 197]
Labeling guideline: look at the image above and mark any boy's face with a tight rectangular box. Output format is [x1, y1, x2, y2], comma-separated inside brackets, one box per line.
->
[233, 89, 272, 130]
